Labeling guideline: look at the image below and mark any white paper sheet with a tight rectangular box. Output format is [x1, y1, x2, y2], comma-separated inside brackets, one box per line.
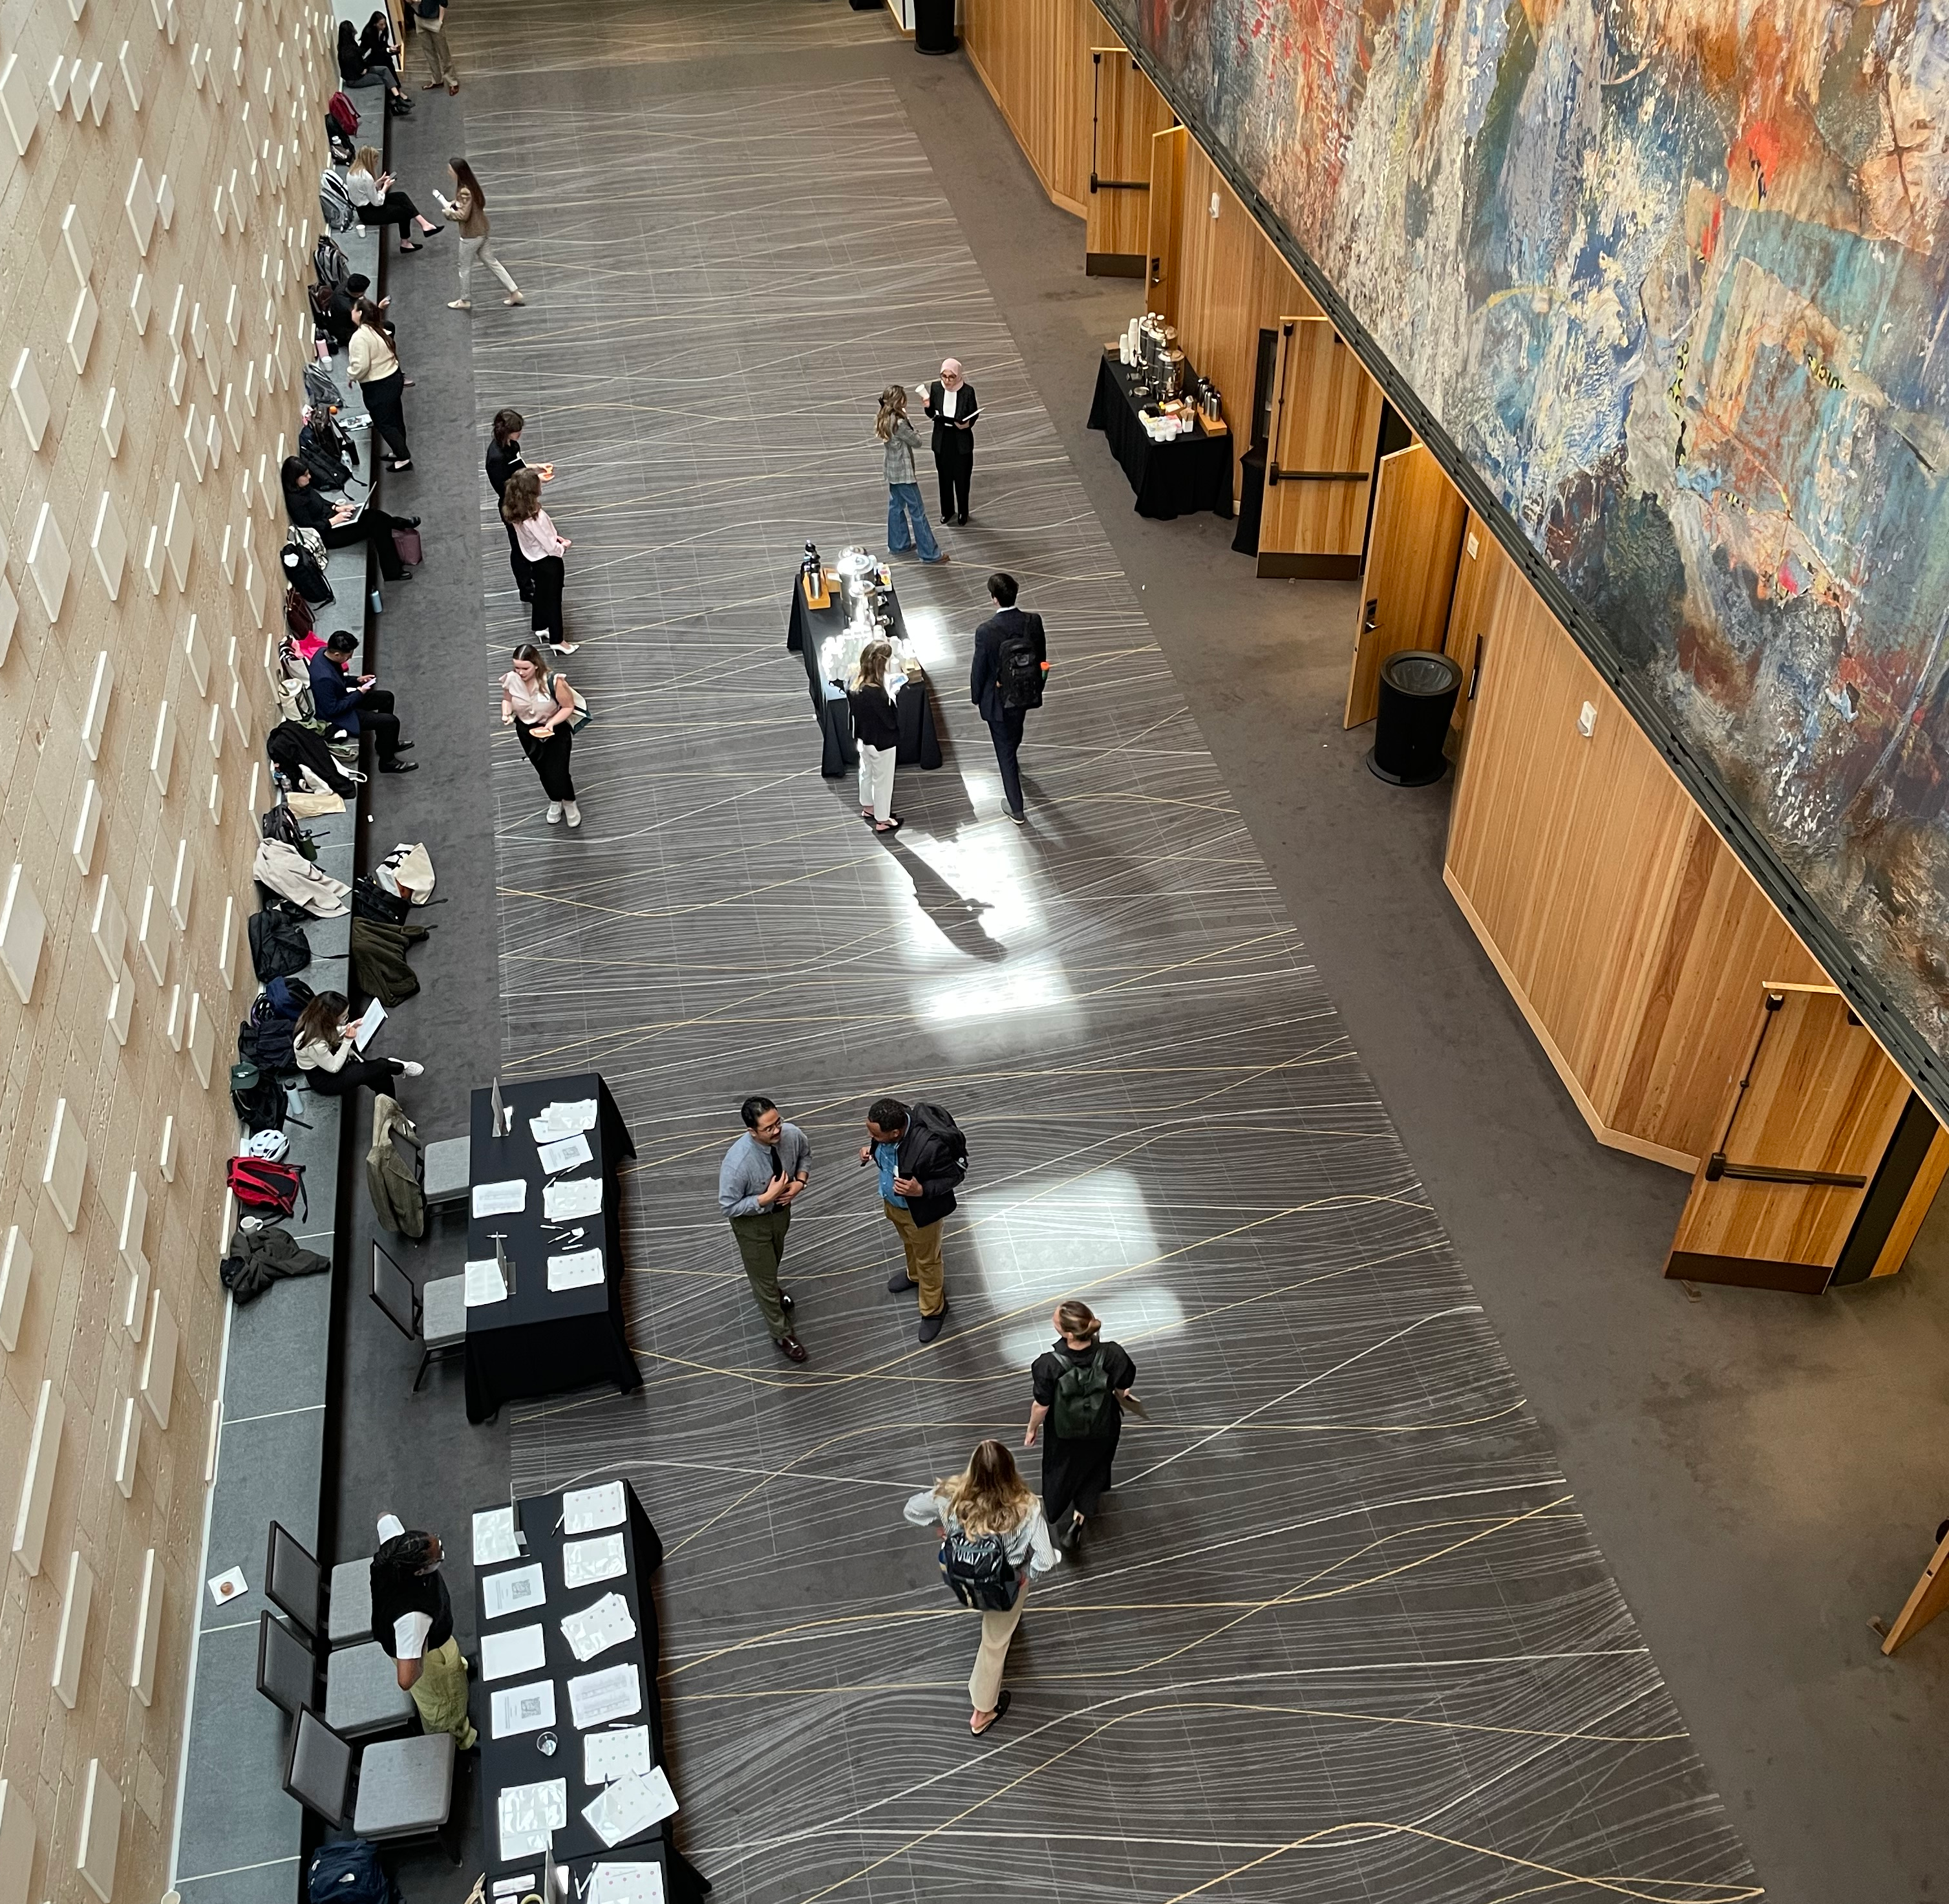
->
[560, 1592, 636, 1663]
[563, 1481, 626, 1534]
[489, 1874, 534, 1898]
[585, 1863, 665, 1904]
[537, 1132, 593, 1175]
[581, 1767, 677, 1848]
[548, 1246, 605, 1292]
[535, 1098, 599, 1136]
[463, 1258, 509, 1307]
[562, 1533, 627, 1588]
[496, 1778, 568, 1861]
[482, 1563, 547, 1621]
[491, 1677, 558, 1739]
[582, 1725, 653, 1787]
[544, 1176, 603, 1221]
[472, 1178, 528, 1218]
[354, 998, 386, 1051]
[473, 1506, 521, 1566]
[568, 1662, 642, 1729]
[480, 1622, 548, 1682]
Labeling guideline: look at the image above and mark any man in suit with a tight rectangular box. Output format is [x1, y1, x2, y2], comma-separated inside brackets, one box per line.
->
[309, 631, 416, 773]
[970, 572, 1047, 824]
[919, 358, 979, 525]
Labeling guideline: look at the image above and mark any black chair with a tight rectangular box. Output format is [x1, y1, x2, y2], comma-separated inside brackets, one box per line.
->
[255, 1605, 412, 1740]
[264, 1520, 373, 1647]
[282, 1707, 459, 1859]
[369, 1240, 466, 1393]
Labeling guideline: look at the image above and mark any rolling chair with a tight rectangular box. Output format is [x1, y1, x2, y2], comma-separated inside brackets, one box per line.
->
[282, 1706, 460, 1860]
[255, 1607, 414, 1740]
[368, 1239, 466, 1393]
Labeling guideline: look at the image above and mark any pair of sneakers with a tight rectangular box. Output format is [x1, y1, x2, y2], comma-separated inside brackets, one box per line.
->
[544, 802, 582, 828]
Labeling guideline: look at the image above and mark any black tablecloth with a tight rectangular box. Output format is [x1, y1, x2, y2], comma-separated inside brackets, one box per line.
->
[464, 1073, 643, 1423]
[785, 581, 945, 779]
[1087, 352, 1235, 520]
[473, 1484, 708, 1899]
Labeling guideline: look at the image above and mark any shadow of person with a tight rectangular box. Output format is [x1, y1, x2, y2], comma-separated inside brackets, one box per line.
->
[879, 835, 1008, 962]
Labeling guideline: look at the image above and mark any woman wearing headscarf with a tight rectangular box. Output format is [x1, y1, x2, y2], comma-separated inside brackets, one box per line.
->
[281, 458, 418, 583]
[369, 1517, 476, 1748]
[919, 358, 979, 524]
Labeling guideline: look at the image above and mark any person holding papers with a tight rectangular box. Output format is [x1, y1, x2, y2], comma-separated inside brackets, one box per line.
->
[718, 1096, 811, 1364]
[370, 1516, 476, 1748]
[919, 358, 980, 524]
[293, 991, 422, 1098]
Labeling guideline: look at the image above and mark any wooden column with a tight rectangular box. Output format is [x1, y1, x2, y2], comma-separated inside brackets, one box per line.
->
[962, 0, 1093, 215]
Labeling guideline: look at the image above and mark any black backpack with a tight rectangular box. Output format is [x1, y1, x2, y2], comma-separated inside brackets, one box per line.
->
[260, 804, 318, 862]
[248, 903, 312, 981]
[264, 975, 315, 1021]
[1050, 1347, 1114, 1439]
[230, 1060, 289, 1133]
[939, 1524, 1021, 1612]
[240, 1000, 299, 1075]
[308, 1839, 400, 1904]
[997, 616, 1047, 711]
[352, 875, 410, 925]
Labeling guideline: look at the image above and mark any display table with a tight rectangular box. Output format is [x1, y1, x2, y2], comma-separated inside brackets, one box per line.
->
[1087, 350, 1234, 520]
[472, 1483, 708, 1899]
[785, 578, 944, 779]
[464, 1073, 643, 1424]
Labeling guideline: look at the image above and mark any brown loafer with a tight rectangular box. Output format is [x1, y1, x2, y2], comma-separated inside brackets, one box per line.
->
[776, 1334, 808, 1364]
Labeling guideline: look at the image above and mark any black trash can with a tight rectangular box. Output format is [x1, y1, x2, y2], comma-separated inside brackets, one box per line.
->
[914, 0, 958, 53]
[1368, 648, 1462, 786]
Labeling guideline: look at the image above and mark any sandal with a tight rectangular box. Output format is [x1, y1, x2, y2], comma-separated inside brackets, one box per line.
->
[447, 81, 460, 93]
[970, 1690, 1010, 1737]
[872, 816, 902, 834]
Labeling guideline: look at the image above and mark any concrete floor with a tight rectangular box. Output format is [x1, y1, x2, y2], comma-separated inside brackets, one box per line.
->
[332, 9, 1949, 1900]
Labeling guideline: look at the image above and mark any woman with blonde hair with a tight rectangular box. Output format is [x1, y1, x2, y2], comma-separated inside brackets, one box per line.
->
[875, 385, 948, 566]
[904, 1439, 1059, 1735]
[345, 145, 443, 253]
[847, 638, 902, 834]
[501, 468, 577, 654]
[1024, 1299, 1135, 1556]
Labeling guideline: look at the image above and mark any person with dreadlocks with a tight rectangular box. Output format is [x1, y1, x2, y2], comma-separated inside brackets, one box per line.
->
[370, 1514, 476, 1748]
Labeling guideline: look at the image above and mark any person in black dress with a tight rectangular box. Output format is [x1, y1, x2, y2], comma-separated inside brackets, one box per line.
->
[1023, 1299, 1134, 1554]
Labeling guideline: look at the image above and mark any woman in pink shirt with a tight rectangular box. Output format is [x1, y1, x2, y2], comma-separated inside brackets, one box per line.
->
[500, 468, 577, 654]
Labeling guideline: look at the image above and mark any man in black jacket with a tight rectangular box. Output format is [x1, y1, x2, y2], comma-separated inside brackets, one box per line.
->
[860, 1095, 966, 1343]
[970, 572, 1048, 824]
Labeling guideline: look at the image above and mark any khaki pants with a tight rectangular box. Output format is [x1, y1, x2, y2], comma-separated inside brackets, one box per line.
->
[969, 1588, 1026, 1713]
[885, 1201, 945, 1317]
[729, 1207, 791, 1341]
[410, 1635, 476, 1748]
[421, 21, 456, 83]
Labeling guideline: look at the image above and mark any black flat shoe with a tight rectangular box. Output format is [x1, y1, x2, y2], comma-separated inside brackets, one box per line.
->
[423, 223, 445, 237]
[403, 515, 421, 528]
[887, 1270, 917, 1294]
[393, 742, 414, 752]
[971, 1690, 1010, 1737]
[918, 1304, 948, 1345]
[399, 241, 423, 252]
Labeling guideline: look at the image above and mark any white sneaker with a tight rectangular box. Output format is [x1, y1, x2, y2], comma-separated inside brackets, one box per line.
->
[564, 801, 582, 828]
[546, 802, 563, 824]
[400, 1061, 425, 1077]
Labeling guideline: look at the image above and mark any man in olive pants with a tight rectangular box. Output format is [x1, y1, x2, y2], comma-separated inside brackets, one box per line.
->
[718, 1096, 810, 1364]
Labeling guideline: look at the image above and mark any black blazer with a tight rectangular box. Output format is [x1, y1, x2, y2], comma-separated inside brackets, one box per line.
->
[485, 438, 527, 500]
[847, 683, 900, 751]
[970, 607, 1047, 722]
[921, 381, 979, 458]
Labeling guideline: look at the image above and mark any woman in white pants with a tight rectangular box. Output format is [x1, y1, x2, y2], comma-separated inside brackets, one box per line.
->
[439, 158, 524, 310]
[847, 639, 902, 833]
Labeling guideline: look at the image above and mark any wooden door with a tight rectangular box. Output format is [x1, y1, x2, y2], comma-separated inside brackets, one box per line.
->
[1665, 985, 1916, 1292]
[1440, 511, 1518, 771]
[1343, 444, 1467, 727]
[1085, 48, 1172, 270]
[1146, 124, 1186, 316]
[1257, 317, 1385, 577]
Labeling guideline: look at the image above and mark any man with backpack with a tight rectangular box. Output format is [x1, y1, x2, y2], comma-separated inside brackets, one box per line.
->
[969, 571, 1048, 825]
[860, 1095, 967, 1343]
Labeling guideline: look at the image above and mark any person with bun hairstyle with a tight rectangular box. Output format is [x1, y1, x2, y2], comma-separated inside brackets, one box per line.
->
[903, 1440, 1060, 1735]
[1023, 1299, 1135, 1555]
[368, 1515, 476, 1747]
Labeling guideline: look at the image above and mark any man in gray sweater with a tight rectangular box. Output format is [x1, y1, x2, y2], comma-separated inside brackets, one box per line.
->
[718, 1095, 811, 1363]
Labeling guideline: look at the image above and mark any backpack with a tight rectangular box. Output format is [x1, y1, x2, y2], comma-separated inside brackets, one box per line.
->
[226, 1154, 306, 1220]
[352, 874, 410, 925]
[282, 542, 333, 606]
[1050, 1347, 1114, 1439]
[939, 1524, 1021, 1612]
[325, 91, 360, 138]
[314, 233, 350, 288]
[230, 1060, 288, 1133]
[302, 360, 341, 412]
[261, 803, 317, 862]
[319, 167, 356, 233]
[997, 618, 1047, 711]
[308, 1838, 399, 1904]
[240, 1000, 299, 1075]
[263, 974, 315, 1021]
[248, 903, 312, 982]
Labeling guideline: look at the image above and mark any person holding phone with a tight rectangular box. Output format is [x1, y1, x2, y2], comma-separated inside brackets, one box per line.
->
[500, 642, 582, 828]
[718, 1096, 811, 1364]
[308, 631, 418, 773]
[436, 159, 524, 309]
[500, 468, 576, 652]
[919, 358, 979, 525]
[293, 992, 423, 1098]
[345, 145, 443, 253]
[485, 410, 554, 603]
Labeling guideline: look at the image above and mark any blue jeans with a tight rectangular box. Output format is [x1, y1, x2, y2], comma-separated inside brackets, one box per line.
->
[887, 484, 940, 561]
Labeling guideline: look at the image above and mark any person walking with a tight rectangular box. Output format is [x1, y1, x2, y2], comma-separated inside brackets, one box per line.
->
[346, 146, 443, 253]
[876, 386, 948, 566]
[348, 298, 413, 471]
[336, 19, 409, 109]
[486, 409, 553, 603]
[1023, 1300, 1135, 1556]
[919, 358, 979, 525]
[437, 160, 523, 310]
[501, 469, 577, 654]
[500, 642, 582, 828]
[294, 992, 423, 1098]
[717, 1096, 811, 1365]
[281, 458, 416, 583]
[369, 1518, 476, 1748]
[847, 638, 902, 834]
[970, 572, 1047, 824]
[310, 631, 417, 772]
[414, 0, 460, 92]
[860, 1095, 966, 1344]
[902, 1441, 1060, 1735]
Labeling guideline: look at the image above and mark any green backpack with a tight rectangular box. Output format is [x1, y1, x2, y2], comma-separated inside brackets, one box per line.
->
[1050, 1348, 1113, 1438]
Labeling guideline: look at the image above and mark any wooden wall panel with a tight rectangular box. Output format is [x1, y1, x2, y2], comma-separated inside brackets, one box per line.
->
[963, 0, 1094, 216]
[1147, 126, 1186, 318]
[1259, 319, 1385, 565]
[1344, 445, 1467, 726]
[1442, 511, 1518, 763]
[1444, 573, 1824, 1169]
[1085, 50, 1174, 260]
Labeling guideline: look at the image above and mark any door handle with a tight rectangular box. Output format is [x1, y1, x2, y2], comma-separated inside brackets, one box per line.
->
[1363, 599, 1379, 632]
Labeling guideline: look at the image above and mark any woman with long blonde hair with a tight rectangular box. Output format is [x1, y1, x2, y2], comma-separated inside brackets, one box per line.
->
[847, 637, 902, 833]
[345, 144, 443, 253]
[904, 1439, 1058, 1735]
[876, 385, 948, 566]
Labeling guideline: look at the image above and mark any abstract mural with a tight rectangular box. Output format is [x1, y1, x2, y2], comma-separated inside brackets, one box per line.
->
[1106, 0, 1949, 1078]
